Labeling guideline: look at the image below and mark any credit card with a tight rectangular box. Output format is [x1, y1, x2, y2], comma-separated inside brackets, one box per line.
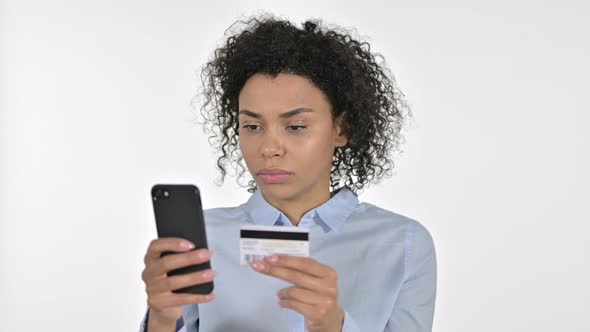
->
[240, 224, 309, 265]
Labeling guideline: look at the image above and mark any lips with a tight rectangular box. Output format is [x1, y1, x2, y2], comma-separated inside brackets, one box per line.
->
[257, 168, 291, 175]
[257, 168, 291, 184]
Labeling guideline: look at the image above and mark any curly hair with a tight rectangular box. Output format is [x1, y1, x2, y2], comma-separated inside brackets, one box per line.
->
[193, 13, 412, 195]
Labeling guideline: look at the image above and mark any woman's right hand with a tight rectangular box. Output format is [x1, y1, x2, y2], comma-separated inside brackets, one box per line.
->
[141, 238, 217, 325]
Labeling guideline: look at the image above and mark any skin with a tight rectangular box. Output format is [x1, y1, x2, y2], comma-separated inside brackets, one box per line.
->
[238, 72, 348, 227]
[239, 72, 349, 332]
[142, 238, 216, 331]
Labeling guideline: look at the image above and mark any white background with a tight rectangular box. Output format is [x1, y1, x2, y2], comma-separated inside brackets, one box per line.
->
[1, 0, 588, 331]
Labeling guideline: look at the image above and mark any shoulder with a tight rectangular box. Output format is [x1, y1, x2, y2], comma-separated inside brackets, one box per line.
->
[355, 201, 436, 276]
[352, 201, 435, 250]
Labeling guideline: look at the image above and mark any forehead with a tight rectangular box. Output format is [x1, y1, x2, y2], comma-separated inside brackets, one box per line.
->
[238, 73, 332, 117]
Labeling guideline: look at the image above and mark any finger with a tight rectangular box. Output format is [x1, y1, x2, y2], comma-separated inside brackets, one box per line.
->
[264, 255, 334, 279]
[147, 269, 216, 293]
[154, 292, 216, 307]
[251, 261, 323, 292]
[145, 238, 195, 263]
[278, 299, 319, 321]
[154, 248, 212, 276]
[278, 286, 333, 306]
[142, 249, 213, 282]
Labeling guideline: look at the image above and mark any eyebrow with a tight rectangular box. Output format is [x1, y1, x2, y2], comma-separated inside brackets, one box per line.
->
[238, 107, 314, 119]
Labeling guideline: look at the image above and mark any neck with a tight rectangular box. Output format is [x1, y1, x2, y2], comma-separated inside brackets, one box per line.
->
[261, 182, 333, 227]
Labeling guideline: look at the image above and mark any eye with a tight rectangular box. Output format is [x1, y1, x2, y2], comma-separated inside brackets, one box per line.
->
[242, 124, 261, 132]
[287, 125, 307, 131]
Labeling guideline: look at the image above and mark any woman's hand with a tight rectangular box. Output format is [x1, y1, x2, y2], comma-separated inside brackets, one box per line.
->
[141, 238, 217, 326]
[250, 255, 345, 332]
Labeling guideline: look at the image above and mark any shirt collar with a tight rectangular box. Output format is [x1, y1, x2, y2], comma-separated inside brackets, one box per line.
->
[241, 186, 359, 233]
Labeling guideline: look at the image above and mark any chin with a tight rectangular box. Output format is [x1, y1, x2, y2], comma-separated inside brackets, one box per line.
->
[258, 182, 302, 200]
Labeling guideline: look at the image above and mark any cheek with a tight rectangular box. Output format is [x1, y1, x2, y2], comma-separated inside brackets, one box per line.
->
[291, 135, 334, 162]
[239, 139, 255, 163]
[239, 131, 334, 164]
[239, 136, 253, 151]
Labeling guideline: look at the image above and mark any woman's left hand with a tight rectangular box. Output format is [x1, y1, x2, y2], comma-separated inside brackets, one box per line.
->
[250, 254, 345, 332]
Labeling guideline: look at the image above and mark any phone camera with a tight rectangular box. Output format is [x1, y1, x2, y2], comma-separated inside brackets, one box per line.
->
[153, 188, 170, 200]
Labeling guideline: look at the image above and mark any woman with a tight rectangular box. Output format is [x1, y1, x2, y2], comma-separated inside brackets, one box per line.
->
[140, 14, 436, 332]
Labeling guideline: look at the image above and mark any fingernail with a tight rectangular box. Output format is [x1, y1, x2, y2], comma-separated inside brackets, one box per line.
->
[182, 241, 195, 249]
[198, 250, 210, 259]
[266, 255, 279, 263]
[251, 261, 265, 271]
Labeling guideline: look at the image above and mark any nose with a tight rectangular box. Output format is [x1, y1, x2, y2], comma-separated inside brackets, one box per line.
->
[259, 127, 285, 158]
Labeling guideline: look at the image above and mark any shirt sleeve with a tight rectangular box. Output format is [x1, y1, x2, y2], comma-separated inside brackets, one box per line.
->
[138, 305, 190, 332]
[385, 220, 437, 331]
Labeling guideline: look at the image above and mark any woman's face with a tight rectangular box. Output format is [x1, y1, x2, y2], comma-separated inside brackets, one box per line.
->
[238, 72, 347, 201]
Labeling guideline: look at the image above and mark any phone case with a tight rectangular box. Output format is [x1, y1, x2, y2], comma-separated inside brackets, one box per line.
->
[151, 184, 214, 294]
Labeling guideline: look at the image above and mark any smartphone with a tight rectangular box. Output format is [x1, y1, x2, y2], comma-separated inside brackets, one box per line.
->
[151, 184, 214, 294]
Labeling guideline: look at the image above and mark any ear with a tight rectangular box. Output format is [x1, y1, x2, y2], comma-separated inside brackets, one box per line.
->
[334, 112, 349, 147]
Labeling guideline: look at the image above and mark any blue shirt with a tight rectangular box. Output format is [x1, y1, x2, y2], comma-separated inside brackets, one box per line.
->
[139, 186, 436, 331]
